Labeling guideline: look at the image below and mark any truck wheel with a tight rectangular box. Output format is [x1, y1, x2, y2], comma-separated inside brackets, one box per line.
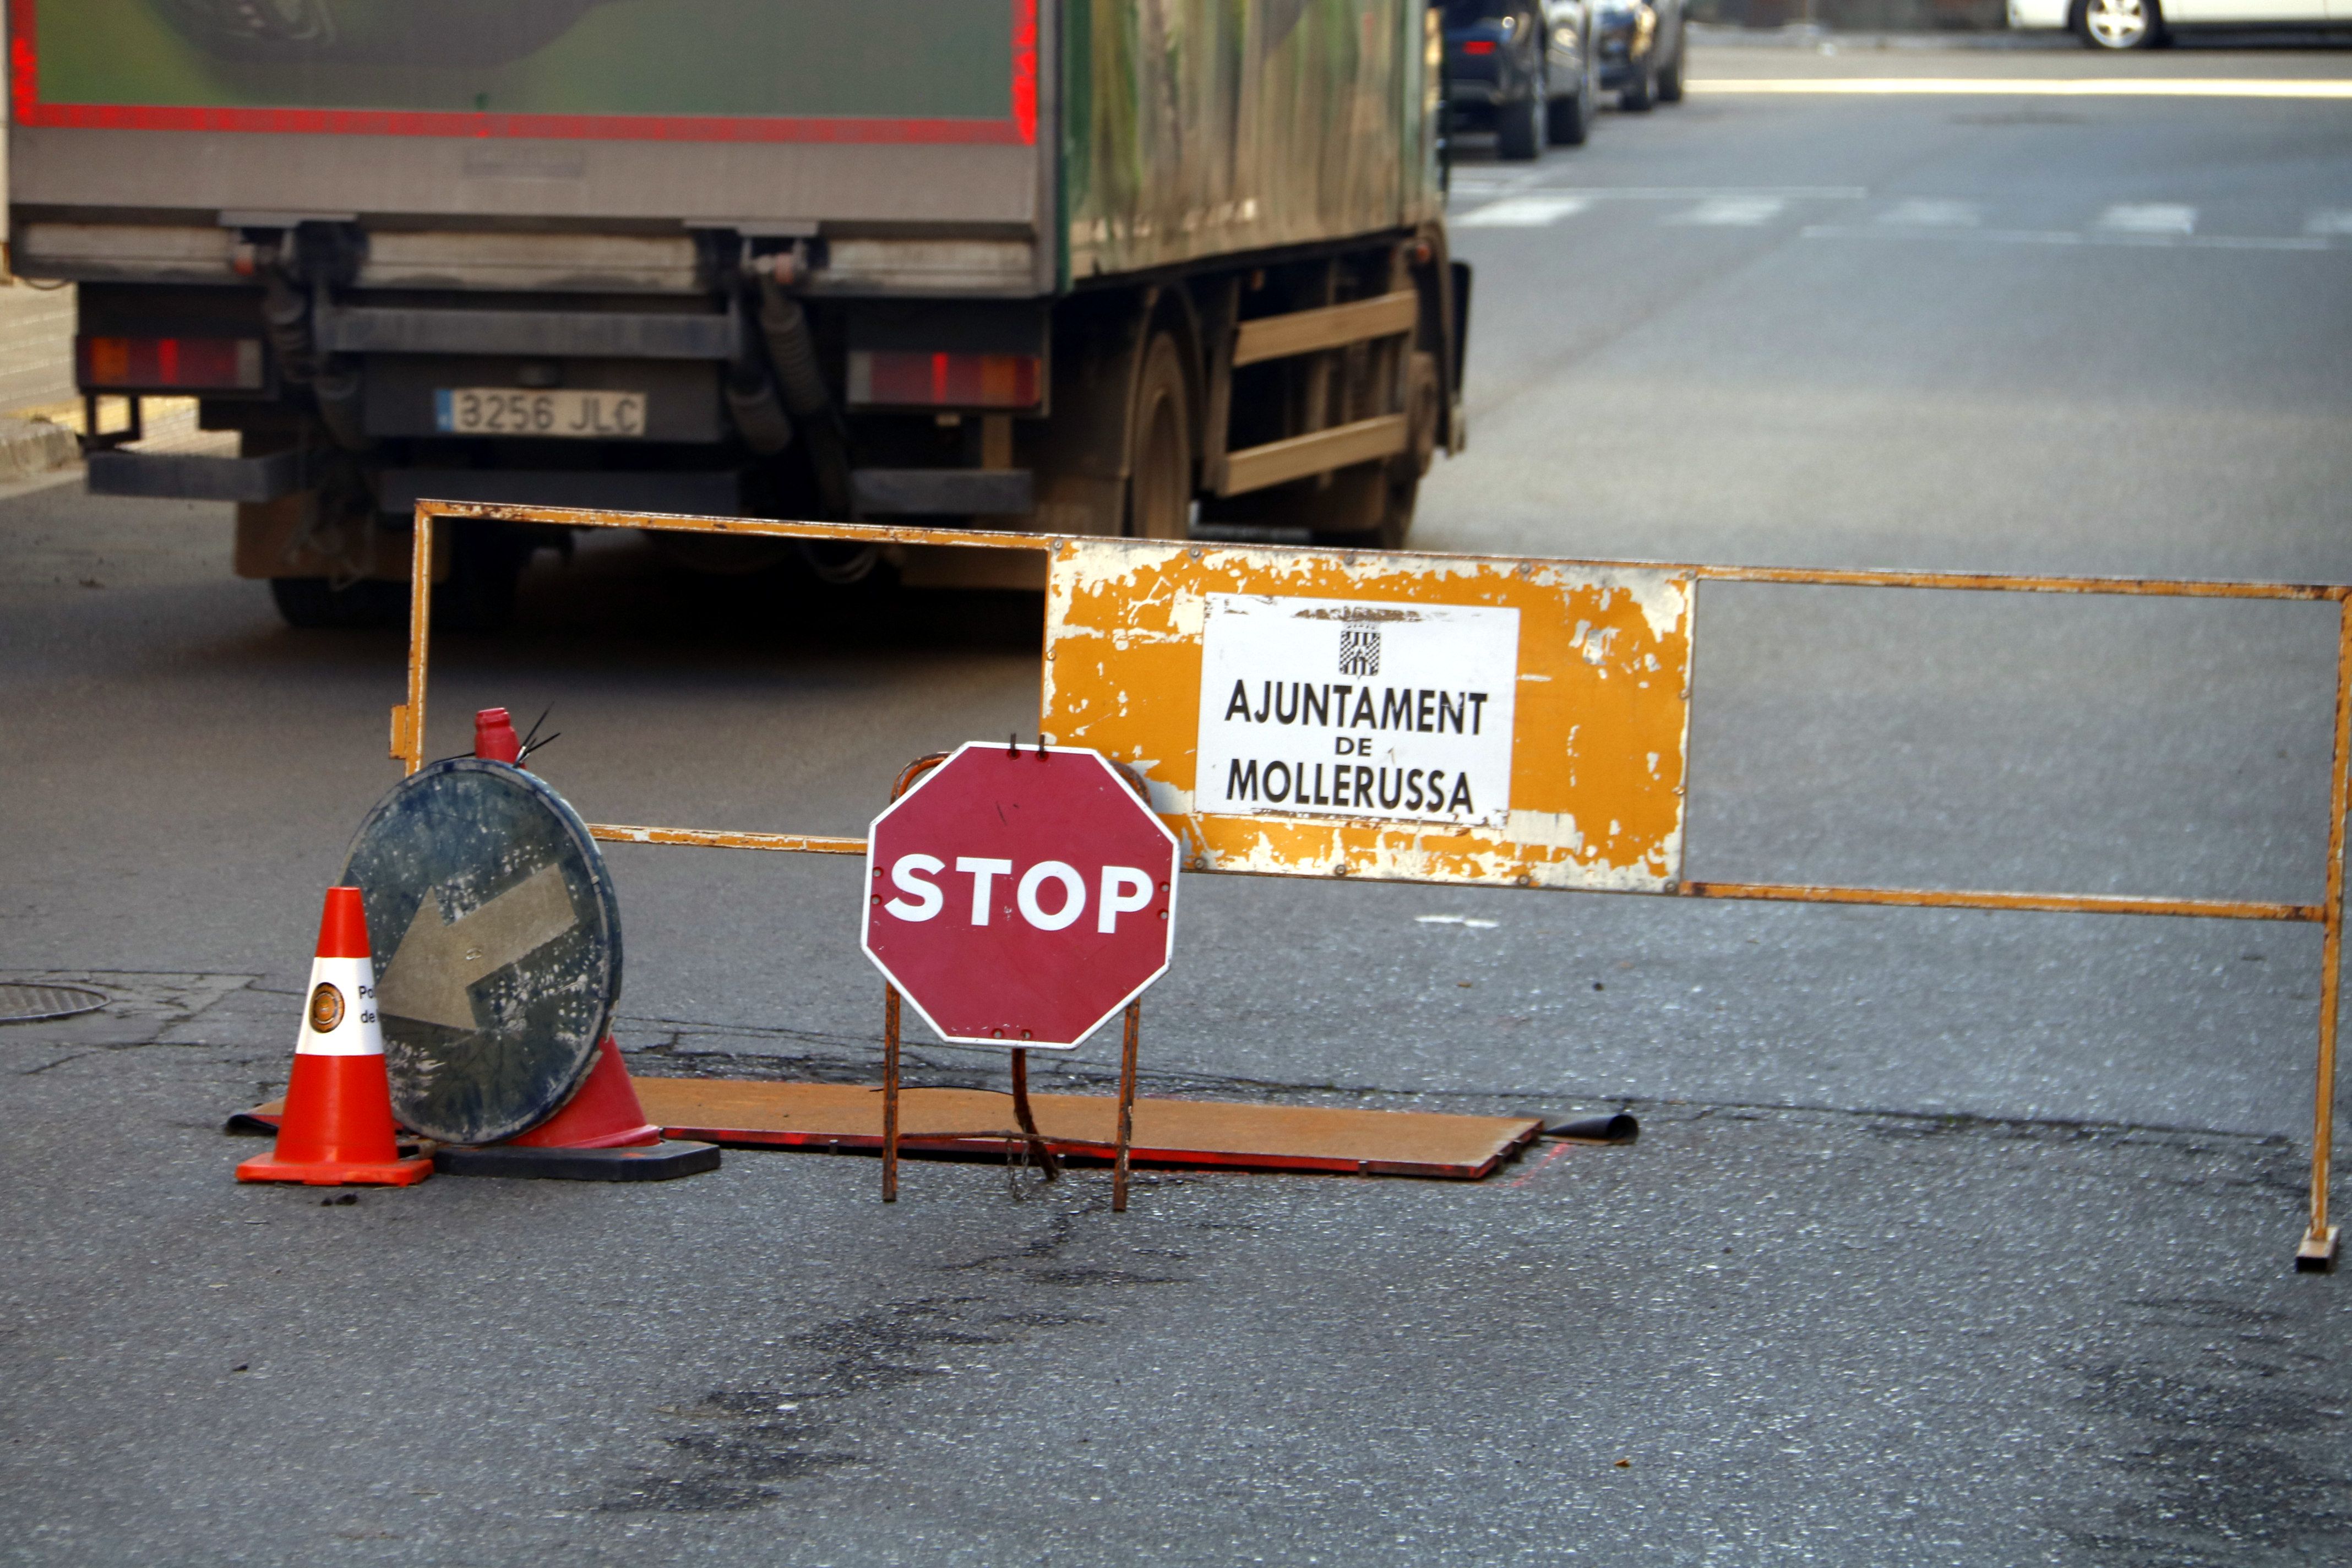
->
[434, 524, 526, 633]
[1657, 43, 1684, 104]
[269, 577, 404, 630]
[1497, 81, 1542, 161]
[1306, 353, 1434, 552]
[1124, 333, 1194, 541]
[1306, 464, 1417, 553]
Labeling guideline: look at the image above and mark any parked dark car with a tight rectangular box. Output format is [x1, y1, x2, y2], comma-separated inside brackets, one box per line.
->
[1441, 0, 1596, 159]
[1591, 0, 1685, 112]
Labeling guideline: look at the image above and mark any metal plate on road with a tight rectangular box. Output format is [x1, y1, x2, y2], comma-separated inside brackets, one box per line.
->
[341, 759, 622, 1146]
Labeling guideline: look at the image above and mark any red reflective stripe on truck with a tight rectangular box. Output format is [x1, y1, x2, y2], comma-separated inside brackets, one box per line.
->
[77, 336, 262, 392]
[853, 351, 1042, 410]
[7, 0, 1038, 149]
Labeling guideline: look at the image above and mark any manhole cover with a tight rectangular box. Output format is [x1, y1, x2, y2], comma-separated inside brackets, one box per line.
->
[0, 982, 108, 1024]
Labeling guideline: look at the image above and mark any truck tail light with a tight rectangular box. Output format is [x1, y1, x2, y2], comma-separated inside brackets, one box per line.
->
[77, 336, 265, 392]
[847, 350, 1040, 411]
[1461, 39, 1496, 55]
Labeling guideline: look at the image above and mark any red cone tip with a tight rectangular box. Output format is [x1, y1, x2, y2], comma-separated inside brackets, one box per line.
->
[474, 707, 521, 765]
[315, 886, 372, 959]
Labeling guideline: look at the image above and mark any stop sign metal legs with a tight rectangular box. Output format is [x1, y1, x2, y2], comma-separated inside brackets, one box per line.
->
[881, 987, 1142, 1210]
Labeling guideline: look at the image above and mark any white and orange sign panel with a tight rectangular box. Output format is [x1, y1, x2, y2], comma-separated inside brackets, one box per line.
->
[1041, 541, 1693, 892]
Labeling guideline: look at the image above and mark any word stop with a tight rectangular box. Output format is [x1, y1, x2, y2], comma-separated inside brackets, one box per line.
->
[882, 854, 1162, 934]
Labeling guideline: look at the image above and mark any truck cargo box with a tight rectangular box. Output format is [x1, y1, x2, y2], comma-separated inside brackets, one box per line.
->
[12, 2, 1466, 625]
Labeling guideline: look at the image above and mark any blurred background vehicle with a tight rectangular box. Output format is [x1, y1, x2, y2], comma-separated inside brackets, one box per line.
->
[2008, 0, 2346, 51]
[1592, 0, 1685, 112]
[1441, 1, 1596, 157]
[12, 0, 1472, 628]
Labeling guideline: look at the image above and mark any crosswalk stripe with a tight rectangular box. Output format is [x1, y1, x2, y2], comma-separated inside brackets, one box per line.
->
[1455, 194, 1593, 228]
[1672, 197, 1789, 227]
[1800, 224, 2328, 253]
[1876, 198, 1982, 227]
[2307, 210, 2352, 236]
[1692, 78, 2352, 100]
[2098, 203, 2198, 236]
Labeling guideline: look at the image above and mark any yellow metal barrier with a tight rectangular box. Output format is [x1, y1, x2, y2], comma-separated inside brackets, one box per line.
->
[395, 499, 2351, 1269]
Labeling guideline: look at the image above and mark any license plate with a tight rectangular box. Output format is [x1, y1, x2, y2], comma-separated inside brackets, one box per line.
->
[433, 388, 647, 439]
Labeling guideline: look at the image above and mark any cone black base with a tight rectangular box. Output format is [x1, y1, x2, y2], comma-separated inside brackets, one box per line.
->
[432, 1139, 720, 1182]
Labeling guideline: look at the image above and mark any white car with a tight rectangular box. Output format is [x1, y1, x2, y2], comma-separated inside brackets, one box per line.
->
[2011, 0, 2346, 51]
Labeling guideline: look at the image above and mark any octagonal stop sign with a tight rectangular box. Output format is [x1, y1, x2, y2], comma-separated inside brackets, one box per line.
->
[862, 743, 1180, 1049]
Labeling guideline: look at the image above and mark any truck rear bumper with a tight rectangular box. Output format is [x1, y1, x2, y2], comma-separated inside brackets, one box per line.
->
[85, 450, 1037, 523]
[380, 469, 745, 518]
[87, 449, 321, 504]
[386, 467, 1033, 519]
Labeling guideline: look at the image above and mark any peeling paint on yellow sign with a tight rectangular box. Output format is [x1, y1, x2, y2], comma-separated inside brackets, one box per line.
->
[1042, 538, 1692, 891]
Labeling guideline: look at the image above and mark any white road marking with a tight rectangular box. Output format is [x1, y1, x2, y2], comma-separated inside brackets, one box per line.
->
[1452, 184, 1865, 202]
[1456, 193, 1593, 228]
[1876, 199, 1982, 227]
[1672, 197, 1789, 226]
[2099, 203, 2197, 235]
[1693, 78, 2352, 100]
[2306, 209, 2352, 236]
[1446, 168, 1556, 200]
[1801, 224, 2329, 253]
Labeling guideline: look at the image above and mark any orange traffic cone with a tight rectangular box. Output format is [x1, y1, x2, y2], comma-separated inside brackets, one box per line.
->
[237, 887, 432, 1187]
[505, 1036, 662, 1150]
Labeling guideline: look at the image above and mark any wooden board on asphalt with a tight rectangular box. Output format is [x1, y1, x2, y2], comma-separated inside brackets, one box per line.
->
[630, 1077, 1542, 1179]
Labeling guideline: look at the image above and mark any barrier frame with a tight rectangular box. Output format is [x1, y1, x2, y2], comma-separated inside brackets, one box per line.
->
[395, 499, 2351, 1268]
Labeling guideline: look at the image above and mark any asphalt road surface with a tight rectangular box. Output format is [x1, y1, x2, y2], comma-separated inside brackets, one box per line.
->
[6, 41, 2351, 1568]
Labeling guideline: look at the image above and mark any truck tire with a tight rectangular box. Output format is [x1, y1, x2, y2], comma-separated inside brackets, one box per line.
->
[271, 526, 524, 631]
[1307, 352, 1434, 552]
[1124, 333, 1194, 541]
[1657, 43, 1684, 104]
[269, 576, 402, 630]
[435, 524, 527, 633]
[1311, 464, 1417, 552]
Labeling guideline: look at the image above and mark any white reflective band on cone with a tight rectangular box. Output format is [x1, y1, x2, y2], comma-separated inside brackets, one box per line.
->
[296, 956, 386, 1058]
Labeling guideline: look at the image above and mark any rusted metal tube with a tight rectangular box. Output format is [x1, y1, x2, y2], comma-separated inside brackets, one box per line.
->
[1691, 562, 2346, 603]
[1683, 880, 2321, 924]
[2309, 600, 2352, 1262]
[404, 508, 432, 776]
[589, 824, 865, 855]
[1008, 1049, 1059, 1181]
[882, 987, 901, 1205]
[406, 502, 2347, 601]
[414, 499, 1056, 554]
[1114, 1000, 1140, 1213]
